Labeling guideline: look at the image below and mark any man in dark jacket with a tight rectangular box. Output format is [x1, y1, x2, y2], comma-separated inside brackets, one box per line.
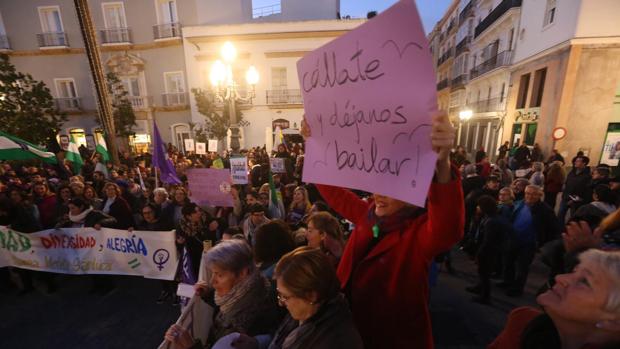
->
[466, 195, 512, 304]
[500, 185, 561, 297]
[558, 156, 592, 223]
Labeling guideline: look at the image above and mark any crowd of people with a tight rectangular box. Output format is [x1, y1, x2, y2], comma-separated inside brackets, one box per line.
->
[2, 112, 620, 348]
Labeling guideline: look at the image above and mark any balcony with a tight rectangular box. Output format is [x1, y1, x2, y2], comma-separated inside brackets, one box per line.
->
[437, 47, 454, 66]
[459, 0, 475, 23]
[470, 50, 512, 80]
[437, 79, 449, 91]
[100, 28, 132, 44]
[469, 97, 504, 113]
[153, 23, 181, 40]
[55, 97, 81, 110]
[253, 3, 281, 18]
[37, 32, 68, 47]
[447, 19, 457, 34]
[451, 74, 468, 91]
[266, 89, 303, 105]
[455, 36, 471, 56]
[474, 0, 522, 38]
[162, 92, 188, 106]
[0, 35, 10, 50]
[127, 96, 152, 109]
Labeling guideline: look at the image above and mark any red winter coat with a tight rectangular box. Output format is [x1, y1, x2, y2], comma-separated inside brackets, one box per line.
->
[36, 194, 58, 229]
[317, 178, 464, 349]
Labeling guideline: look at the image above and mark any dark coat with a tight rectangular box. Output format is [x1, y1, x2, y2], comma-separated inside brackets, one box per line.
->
[510, 201, 561, 247]
[101, 197, 134, 229]
[476, 215, 512, 271]
[56, 210, 117, 228]
[268, 294, 363, 349]
[562, 168, 592, 203]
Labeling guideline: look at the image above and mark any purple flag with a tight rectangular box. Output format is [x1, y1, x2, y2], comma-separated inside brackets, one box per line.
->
[152, 121, 182, 184]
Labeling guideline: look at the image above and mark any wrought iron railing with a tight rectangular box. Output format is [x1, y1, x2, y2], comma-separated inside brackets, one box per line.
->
[451, 74, 468, 90]
[153, 23, 181, 40]
[37, 32, 68, 47]
[469, 97, 504, 113]
[474, 0, 522, 38]
[55, 97, 81, 110]
[459, 0, 475, 23]
[455, 36, 471, 56]
[0, 35, 10, 50]
[100, 28, 132, 44]
[470, 50, 512, 80]
[436, 79, 450, 91]
[162, 92, 188, 106]
[437, 47, 455, 66]
[266, 89, 303, 105]
[253, 3, 281, 18]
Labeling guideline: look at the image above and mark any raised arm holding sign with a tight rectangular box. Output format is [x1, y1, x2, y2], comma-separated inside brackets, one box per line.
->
[298, 1, 464, 348]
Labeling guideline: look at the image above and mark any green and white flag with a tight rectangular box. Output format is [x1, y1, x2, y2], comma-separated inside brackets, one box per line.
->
[0, 131, 57, 164]
[65, 134, 83, 174]
[95, 133, 110, 162]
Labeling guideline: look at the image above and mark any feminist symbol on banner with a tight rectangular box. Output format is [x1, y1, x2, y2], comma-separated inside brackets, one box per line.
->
[153, 249, 170, 271]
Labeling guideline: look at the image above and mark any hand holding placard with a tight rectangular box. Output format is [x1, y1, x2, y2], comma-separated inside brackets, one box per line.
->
[297, 0, 438, 206]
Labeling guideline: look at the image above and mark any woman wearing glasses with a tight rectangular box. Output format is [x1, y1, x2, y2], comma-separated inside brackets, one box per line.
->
[164, 239, 280, 348]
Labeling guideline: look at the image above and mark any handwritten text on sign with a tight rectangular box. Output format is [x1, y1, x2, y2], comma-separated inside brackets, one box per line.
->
[297, 1, 437, 206]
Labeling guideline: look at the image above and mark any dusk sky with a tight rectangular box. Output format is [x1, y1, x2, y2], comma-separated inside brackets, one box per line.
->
[251, 0, 453, 34]
[340, 0, 453, 33]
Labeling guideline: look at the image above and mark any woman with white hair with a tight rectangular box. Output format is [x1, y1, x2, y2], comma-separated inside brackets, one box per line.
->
[164, 239, 280, 348]
[530, 162, 545, 188]
[489, 249, 620, 348]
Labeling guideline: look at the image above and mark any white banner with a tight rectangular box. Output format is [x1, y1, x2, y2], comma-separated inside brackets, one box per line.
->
[0, 226, 179, 280]
[229, 157, 248, 184]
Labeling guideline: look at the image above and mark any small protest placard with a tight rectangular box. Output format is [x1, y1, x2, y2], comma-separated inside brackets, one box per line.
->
[195, 142, 206, 155]
[184, 139, 195, 152]
[208, 140, 218, 152]
[186, 169, 233, 207]
[229, 157, 248, 184]
[297, 0, 437, 206]
[270, 157, 286, 173]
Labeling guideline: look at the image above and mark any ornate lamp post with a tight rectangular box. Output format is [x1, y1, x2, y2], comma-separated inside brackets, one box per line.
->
[209, 41, 259, 154]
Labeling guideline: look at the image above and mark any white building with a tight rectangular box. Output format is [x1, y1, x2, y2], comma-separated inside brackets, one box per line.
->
[182, 18, 364, 150]
[461, 0, 521, 157]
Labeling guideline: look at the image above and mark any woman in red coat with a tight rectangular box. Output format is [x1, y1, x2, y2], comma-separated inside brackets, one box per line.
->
[302, 111, 464, 349]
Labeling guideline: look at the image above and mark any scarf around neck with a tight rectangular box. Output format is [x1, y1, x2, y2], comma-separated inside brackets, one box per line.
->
[212, 269, 271, 338]
[69, 207, 93, 223]
[367, 203, 426, 238]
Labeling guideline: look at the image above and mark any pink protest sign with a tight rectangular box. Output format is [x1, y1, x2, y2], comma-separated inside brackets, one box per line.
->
[187, 169, 234, 207]
[297, 0, 437, 206]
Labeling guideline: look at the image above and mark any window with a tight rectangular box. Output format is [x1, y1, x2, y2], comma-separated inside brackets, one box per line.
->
[157, 0, 178, 24]
[38, 6, 64, 33]
[530, 68, 547, 107]
[508, 28, 514, 51]
[121, 77, 141, 96]
[271, 67, 287, 90]
[252, 0, 281, 19]
[54, 78, 79, 108]
[544, 0, 556, 27]
[516, 73, 531, 108]
[102, 2, 127, 28]
[164, 72, 184, 93]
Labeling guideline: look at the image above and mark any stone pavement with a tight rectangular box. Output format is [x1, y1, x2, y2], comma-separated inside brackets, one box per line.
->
[0, 248, 549, 349]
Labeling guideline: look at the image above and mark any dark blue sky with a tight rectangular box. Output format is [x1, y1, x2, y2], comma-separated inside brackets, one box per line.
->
[340, 0, 452, 33]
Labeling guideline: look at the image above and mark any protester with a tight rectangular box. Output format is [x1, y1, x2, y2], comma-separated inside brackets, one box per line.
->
[31, 181, 57, 229]
[305, 211, 345, 268]
[286, 186, 311, 228]
[302, 110, 464, 348]
[164, 240, 280, 348]
[253, 220, 295, 279]
[101, 182, 134, 229]
[544, 162, 565, 209]
[242, 203, 270, 246]
[489, 249, 620, 349]
[559, 155, 592, 223]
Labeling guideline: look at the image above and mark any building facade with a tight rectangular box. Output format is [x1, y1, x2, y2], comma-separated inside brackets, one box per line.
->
[0, 0, 349, 152]
[503, 0, 620, 164]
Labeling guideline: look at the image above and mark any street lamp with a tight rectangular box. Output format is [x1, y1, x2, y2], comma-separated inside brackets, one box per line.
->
[209, 41, 259, 154]
[457, 109, 473, 146]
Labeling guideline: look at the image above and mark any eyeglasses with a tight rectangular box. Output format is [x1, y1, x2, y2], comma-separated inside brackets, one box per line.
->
[276, 289, 294, 304]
